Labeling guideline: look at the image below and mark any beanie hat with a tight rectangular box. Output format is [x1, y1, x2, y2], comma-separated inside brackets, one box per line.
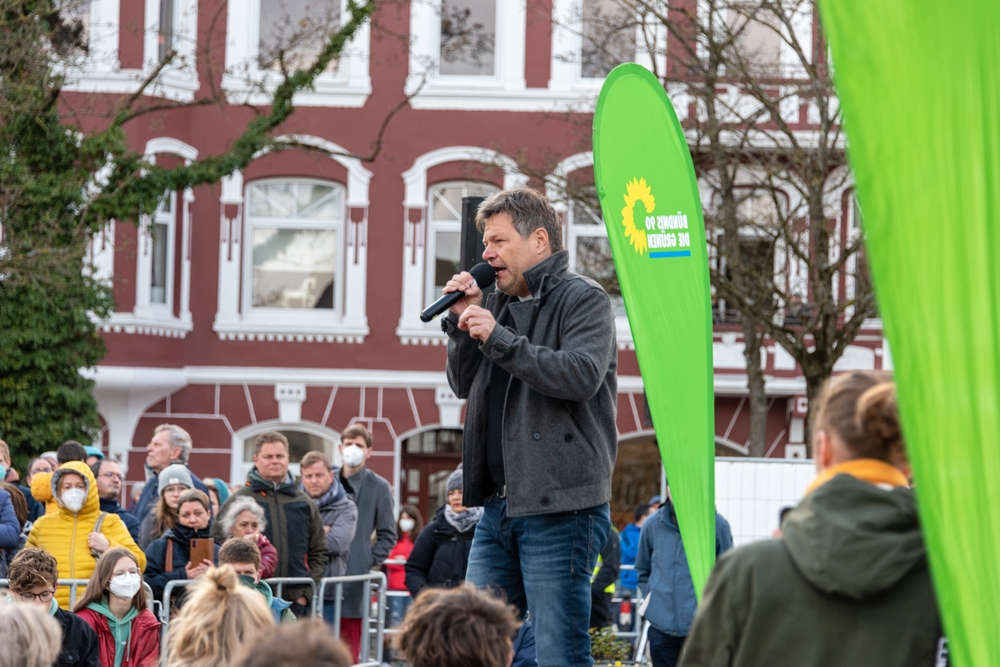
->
[83, 446, 104, 461]
[210, 478, 230, 505]
[158, 464, 193, 491]
[446, 464, 463, 494]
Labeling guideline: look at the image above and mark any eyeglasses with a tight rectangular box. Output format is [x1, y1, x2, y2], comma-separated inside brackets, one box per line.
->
[112, 569, 140, 579]
[18, 590, 55, 602]
[29, 467, 50, 475]
[100, 472, 124, 481]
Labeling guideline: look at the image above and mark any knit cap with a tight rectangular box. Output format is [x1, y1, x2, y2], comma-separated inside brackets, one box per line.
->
[446, 464, 463, 494]
[158, 464, 193, 491]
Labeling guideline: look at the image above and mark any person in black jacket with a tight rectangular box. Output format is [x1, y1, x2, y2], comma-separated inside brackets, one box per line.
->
[144, 489, 219, 605]
[7, 548, 100, 667]
[405, 466, 482, 596]
[90, 460, 141, 541]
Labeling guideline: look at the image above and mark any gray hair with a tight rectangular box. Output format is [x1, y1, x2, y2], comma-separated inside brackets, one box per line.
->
[153, 424, 193, 463]
[0, 600, 62, 667]
[219, 496, 267, 537]
[475, 187, 564, 253]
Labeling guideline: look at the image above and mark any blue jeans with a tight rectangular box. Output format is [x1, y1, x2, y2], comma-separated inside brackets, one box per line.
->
[466, 496, 612, 667]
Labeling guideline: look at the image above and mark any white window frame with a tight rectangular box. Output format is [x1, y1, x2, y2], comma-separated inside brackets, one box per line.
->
[213, 135, 371, 343]
[223, 0, 371, 107]
[695, 0, 812, 78]
[231, 420, 342, 486]
[102, 138, 196, 338]
[397, 147, 527, 344]
[547, 151, 634, 348]
[147, 191, 177, 311]
[550, 0, 665, 94]
[406, 0, 528, 110]
[240, 178, 347, 325]
[424, 180, 501, 306]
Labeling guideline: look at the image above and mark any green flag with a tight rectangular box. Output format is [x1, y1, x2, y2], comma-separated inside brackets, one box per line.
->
[817, 0, 1000, 664]
[593, 64, 716, 597]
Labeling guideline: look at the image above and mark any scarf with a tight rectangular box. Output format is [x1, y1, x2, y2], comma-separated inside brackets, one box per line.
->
[806, 458, 910, 496]
[444, 505, 484, 534]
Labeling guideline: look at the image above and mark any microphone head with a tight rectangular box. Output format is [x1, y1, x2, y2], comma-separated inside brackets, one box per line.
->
[469, 262, 497, 289]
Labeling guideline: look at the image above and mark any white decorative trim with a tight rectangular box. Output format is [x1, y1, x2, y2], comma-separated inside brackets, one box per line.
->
[397, 147, 528, 342]
[141, 0, 201, 101]
[213, 327, 368, 344]
[223, 0, 371, 107]
[275, 383, 306, 423]
[100, 314, 193, 338]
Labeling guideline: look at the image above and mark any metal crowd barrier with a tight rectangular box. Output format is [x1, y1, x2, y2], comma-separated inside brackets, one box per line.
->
[0, 578, 155, 612]
[318, 572, 387, 667]
[263, 576, 319, 612]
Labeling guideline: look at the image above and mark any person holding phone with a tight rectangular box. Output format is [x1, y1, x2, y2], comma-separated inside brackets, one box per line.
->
[144, 489, 219, 604]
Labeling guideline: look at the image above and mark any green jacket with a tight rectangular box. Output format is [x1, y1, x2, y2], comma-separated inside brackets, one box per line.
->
[680, 474, 947, 667]
[214, 468, 328, 593]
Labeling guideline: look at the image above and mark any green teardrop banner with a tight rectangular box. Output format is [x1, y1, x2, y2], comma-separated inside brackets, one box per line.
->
[593, 63, 717, 598]
[817, 0, 1000, 663]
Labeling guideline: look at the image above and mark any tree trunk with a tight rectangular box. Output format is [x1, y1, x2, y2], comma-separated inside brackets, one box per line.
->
[742, 320, 769, 457]
[803, 369, 830, 458]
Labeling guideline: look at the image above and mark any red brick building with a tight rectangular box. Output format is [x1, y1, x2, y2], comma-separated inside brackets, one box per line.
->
[75, 0, 887, 525]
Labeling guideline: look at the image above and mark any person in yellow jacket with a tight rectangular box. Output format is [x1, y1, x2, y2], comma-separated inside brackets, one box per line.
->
[30, 442, 89, 516]
[26, 461, 146, 609]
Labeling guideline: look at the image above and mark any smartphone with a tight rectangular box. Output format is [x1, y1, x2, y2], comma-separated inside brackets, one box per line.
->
[190, 538, 215, 566]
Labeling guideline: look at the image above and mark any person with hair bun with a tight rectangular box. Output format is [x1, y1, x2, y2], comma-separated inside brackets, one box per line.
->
[164, 564, 274, 667]
[680, 371, 945, 667]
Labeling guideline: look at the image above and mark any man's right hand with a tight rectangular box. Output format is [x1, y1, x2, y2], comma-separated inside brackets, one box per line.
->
[444, 271, 483, 317]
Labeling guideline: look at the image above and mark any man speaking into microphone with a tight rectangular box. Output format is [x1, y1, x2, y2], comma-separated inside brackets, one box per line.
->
[441, 187, 617, 667]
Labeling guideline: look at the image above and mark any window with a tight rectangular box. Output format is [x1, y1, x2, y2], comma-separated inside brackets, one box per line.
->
[439, 0, 497, 76]
[240, 428, 337, 480]
[258, 0, 341, 71]
[847, 193, 877, 319]
[426, 181, 499, 300]
[150, 193, 175, 305]
[158, 0, 174, 61]
[580, 0, 636, 79]
[57, 0, 93, 52]
[245, 180, 344, 314]
[726, 5, 783, 75]
[565, 193, 626, 316]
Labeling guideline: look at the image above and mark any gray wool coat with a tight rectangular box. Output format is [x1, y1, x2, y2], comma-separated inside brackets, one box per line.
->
[444, 250, 618, 517]
[338, 466, 397, 618]
[312, 475, 359, 596]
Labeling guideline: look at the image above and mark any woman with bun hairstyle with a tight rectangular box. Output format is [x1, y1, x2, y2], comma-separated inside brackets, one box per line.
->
[680, 371, 944, 667]
[144, 489, 219, 604]
[164, 564, 274, 667]
[74, 547, 161, 667]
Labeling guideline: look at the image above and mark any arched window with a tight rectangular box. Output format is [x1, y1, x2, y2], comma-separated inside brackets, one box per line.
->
[244, 179, 346, 316]
[564, 191, 626, 316]
[426, 181, 500, 301]
[400, 427, 463, 522]
[235, 423, 341, 483]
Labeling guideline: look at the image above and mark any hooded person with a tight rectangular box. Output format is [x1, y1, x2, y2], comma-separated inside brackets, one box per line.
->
[74, 547, 161, 667]
[25, 461, 146, 609]
[679, 372, 944, 667]
[404, 465, 483, 596]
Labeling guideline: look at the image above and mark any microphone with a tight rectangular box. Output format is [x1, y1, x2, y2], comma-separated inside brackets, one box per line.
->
[420, 262, 497, 322]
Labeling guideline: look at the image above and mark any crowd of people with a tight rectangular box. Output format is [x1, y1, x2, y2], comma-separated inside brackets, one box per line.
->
[0, 187, 945, 667]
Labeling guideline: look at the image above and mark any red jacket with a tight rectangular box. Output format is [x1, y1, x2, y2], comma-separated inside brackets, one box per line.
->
[258, 533, 278, 579]
[76, 608, 161, 667]
[387, 533, 414, 591]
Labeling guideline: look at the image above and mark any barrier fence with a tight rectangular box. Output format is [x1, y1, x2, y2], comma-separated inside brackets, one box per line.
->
[4, 567, 651, 666]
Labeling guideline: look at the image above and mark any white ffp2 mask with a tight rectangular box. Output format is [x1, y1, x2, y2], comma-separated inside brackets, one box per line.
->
[61, 488, 86, 513]
[342, 444, 365, 468]
[109, 573, 142, 599]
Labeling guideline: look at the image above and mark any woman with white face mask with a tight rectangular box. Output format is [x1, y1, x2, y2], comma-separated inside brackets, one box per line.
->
[74, 547, 161, 667]
[26, 462, 146, 609]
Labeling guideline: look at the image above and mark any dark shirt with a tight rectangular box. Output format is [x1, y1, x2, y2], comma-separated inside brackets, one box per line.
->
[54, 607, 100, 667]
[99, 496, 141, 541]
[485, 304, 513, 488]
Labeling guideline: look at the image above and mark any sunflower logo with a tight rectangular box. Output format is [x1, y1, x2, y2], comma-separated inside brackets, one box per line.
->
[621, 177, 655, 255]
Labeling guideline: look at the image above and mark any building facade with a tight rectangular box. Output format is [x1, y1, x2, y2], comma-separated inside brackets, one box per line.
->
[74, 0, 887, 526]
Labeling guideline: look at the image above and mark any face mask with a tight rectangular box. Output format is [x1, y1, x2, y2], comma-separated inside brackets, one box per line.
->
[399, 518, 415, 533]
[342, 445, 365, 468]
[108, 573, 141, 600]
[237, 574, 259, 589]
[61, 488, 87, 513]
